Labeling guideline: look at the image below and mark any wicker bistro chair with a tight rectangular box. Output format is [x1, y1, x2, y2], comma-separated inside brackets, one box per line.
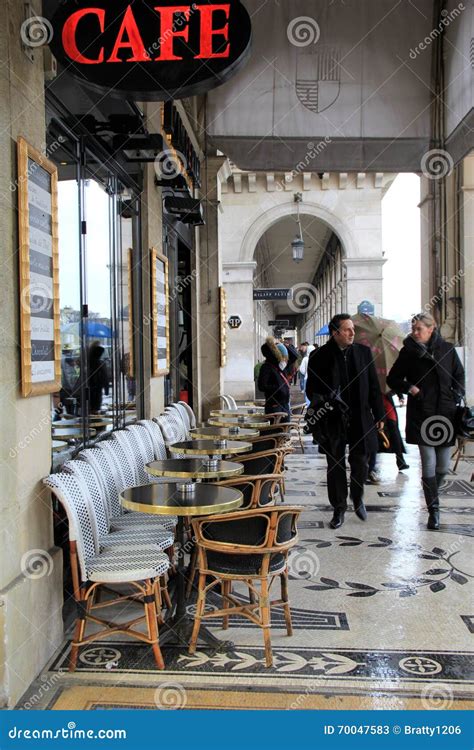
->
[189, 506, 303, 667]
[184, 472, 280, 598]
[44, 472, 170, 671]
[178, 401, 196, 429]
[137, 419, 168, 460]
[236, 449, 287, 498]
[80, 446, 178, 533]
[166, 404, 190, 436]
[63, 459, 174, 565]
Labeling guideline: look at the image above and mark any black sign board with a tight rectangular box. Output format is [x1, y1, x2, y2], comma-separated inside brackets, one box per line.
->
[227, 315, 242, 329]
[48, 1, 252, 100]
[253, 289, 291, 301]
[268, 320, 290, 327]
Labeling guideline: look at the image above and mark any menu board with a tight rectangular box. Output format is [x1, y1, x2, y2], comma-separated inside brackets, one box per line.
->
[17, 137, 60, 397]
[151, 247, 170, 377]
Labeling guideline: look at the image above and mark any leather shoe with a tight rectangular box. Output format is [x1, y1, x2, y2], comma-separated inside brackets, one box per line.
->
[353, 500, 367, 521]
[329, 511, 345, 529]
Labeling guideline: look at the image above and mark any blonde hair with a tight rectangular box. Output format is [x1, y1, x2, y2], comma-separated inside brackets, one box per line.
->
[412, 312, 437, 328]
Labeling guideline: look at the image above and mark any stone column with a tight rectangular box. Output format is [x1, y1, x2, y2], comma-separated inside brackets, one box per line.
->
[195, 156, 226, 419]
[222, 261, 257, 400]
[343, 258, 386, 316]
[462, 154, 474, 403]
[0, 0, 63, 707]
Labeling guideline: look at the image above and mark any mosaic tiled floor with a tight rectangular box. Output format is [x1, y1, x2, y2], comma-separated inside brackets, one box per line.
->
[18, 427, 474, 710]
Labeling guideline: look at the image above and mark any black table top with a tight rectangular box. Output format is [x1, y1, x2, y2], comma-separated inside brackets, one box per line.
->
[120, 483, 243, 516]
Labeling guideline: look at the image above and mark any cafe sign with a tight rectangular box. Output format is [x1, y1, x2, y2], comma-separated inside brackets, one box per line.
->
[48, 0, 252, 100]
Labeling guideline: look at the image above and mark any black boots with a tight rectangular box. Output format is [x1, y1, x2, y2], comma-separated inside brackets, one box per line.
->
[436, 473, 447, 491]
[422, 476, 440, 530]
[329, 510, 345, 529]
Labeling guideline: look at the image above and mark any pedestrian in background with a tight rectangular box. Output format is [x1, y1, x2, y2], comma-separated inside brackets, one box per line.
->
[387, 312, 464, 530]
[306, 314, 384, 529]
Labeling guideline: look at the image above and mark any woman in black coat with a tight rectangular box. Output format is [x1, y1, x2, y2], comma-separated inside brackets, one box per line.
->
[387, 313, 464, 530]
[257, 337, 293, 421]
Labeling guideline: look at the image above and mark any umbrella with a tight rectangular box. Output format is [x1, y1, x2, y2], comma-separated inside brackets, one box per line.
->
[316, 324, 329, 336]
[61, 321, 114, 339]
[352, 313, 405, 393]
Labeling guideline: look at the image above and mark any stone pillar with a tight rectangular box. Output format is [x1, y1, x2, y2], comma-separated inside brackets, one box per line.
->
[195, 156, 226, 419]
[343, 258, 386, 316]
[0, 0, 63, 707]
[462, 154, 474, 403]
[222, 261, 257, 400]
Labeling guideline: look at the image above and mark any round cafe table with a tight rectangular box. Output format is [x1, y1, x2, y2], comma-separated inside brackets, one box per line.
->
[52, 440, 67, 453]
[208, 415, 270, 428]
[120, 482, 243, 651]
[146, 458, 244, 480]
[190, 425, 259, 440]
[210, 407, 265, 416]
[169, 439, 252, 460]
[51, 426, 96, 440]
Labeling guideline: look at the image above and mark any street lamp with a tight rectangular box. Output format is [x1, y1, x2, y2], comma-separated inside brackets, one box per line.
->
[292, 193, 304, 263]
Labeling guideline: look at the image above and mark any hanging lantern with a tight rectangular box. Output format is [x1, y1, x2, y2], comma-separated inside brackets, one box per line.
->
[291, 234, 304, 262]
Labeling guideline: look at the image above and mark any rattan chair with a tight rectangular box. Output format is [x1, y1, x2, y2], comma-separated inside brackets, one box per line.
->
[44, 472, 170, 671]
[189, 506, 303, 667]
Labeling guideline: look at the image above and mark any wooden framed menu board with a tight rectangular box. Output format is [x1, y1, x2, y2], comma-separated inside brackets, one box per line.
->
[17, 137, 60, 397]
[150, 247, 170, 377]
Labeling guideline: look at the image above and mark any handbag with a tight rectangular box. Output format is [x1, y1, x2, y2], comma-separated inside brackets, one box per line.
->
[455, 400, 474, 439]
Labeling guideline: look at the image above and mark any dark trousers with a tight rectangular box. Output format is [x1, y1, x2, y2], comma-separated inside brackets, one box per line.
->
[326, 444, 368, 511]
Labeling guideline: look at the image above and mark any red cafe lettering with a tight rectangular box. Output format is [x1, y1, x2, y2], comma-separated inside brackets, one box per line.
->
[62, 4, 231, 64]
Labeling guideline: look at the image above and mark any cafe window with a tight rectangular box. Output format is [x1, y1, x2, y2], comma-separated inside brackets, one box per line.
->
[46, 120, 140, 462]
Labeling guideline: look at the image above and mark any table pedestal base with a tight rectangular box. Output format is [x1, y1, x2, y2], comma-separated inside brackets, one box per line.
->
[159, 614, 235, 654]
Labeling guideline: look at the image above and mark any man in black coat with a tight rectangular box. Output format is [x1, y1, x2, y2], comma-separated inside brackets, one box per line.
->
[306, 314, 385, 529]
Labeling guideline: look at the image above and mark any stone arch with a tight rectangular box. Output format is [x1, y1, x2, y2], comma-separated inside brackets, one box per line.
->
[239, 200, 356, 263]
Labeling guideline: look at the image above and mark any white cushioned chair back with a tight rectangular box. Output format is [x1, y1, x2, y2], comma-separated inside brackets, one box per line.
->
[156, 412, 186, 444]
[64, 459, 109, 536]
[222, 395, 237, 409]
[43, 472, 99, 581]
[107, 430, 138, 486]
[106, 435, 140, 486]
[80, 447, 122, 518]
[127, 424, 155, 463]
[178, 401, 196, 429]
[137, 420, 167, 460]
[121, 425, 154, 484]
[88, 443, 129, 517]
[167, 404, 190, 434]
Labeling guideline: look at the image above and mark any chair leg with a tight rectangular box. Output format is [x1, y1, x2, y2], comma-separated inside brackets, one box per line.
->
[69, 588, 92, 672]
[260, 578, 273, 668]
[144, 579, 165, 670]
[185, 545, 198, 599]
[280, 570, 293, 636]
[248, 580, 256, 604]
[222, 580, 230, 630]
[189, 572, 206, 654]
